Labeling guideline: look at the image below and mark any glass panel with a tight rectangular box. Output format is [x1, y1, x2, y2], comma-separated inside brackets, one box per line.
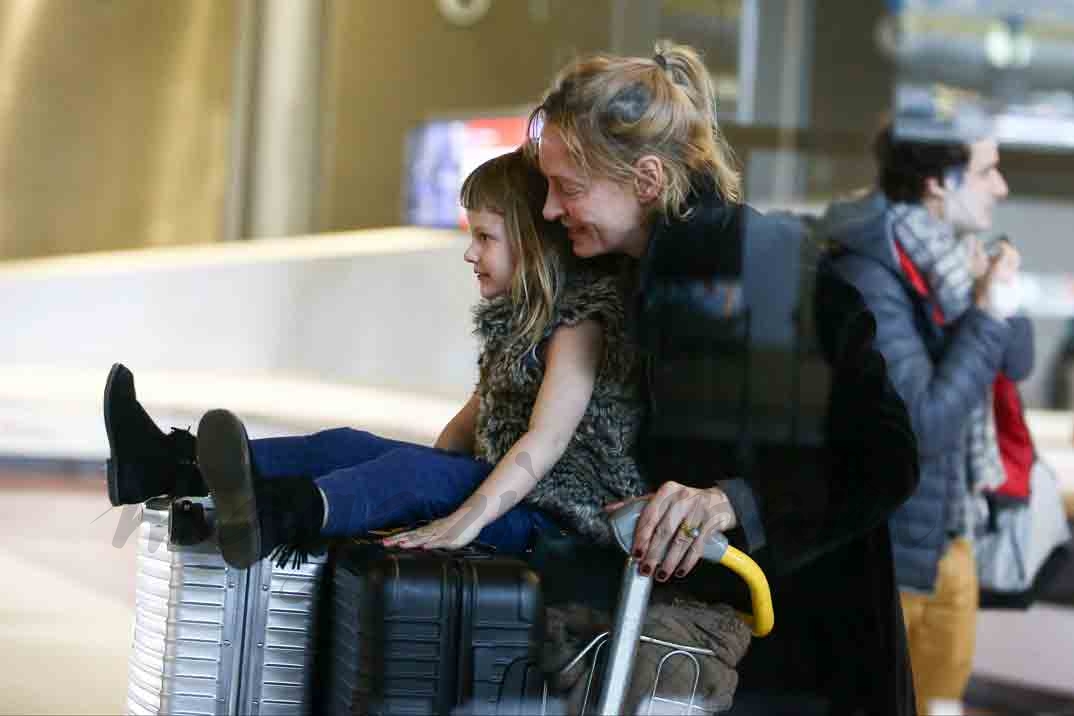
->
[0, 0, 238, 260]
[891, 0, 1074, 149]
[318, 1, 612, 233]
[659, 0, 743, 120]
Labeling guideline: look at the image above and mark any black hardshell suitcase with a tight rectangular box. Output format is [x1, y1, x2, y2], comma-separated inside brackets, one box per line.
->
[327, 543, 545, 716]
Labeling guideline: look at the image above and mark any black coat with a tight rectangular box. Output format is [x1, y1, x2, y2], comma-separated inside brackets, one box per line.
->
[632, 190, 920, 715]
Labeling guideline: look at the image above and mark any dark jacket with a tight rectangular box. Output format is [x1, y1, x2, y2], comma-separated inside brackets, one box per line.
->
[632, 187, 920, 714]
[817, 193, 1029, 594]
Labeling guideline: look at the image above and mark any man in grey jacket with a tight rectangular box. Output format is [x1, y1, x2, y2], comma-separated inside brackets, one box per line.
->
[817, 122, 1028, 713]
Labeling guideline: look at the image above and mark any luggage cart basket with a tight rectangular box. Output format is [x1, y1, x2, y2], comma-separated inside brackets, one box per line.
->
[562, 499, 774, 715]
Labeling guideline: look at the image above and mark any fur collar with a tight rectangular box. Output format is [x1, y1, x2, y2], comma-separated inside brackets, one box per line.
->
[471, 269, 647, 544]
[643, 190, 744, 281]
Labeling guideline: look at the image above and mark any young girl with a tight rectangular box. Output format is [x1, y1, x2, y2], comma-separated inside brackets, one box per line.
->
[104, 147, 648, 568]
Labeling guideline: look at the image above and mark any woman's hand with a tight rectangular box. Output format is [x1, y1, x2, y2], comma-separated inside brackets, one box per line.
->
[380, 512, 484, 551]
[604, 481, 737, 582]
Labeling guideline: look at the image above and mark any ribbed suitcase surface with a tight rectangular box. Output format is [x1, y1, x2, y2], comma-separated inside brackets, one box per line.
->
[327, 545, 543, 716]
[458, 558, 545, 713]
[125, 498, 325, 716]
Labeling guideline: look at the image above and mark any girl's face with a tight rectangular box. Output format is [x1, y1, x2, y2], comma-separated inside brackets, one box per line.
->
[464, 209, 516, 300]
[538, 125, 651, 259]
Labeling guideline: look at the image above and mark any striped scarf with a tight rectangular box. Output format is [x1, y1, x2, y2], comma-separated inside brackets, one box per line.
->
[888, 204, 1006, 533]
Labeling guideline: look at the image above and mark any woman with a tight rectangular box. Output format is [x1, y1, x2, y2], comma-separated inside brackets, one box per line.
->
[529, 43, 920, 714]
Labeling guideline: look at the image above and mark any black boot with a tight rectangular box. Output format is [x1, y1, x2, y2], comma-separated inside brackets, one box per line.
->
[197, 409, 324, 569]
[104, 363, 207, 506]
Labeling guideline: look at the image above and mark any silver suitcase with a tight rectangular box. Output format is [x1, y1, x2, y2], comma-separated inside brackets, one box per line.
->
[125, 497, 326, 716]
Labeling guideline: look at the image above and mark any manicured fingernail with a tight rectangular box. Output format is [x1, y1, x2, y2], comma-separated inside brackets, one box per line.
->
[675, 569, 685, 578]
[656, 570, 667, 581]
[639, 564, 652, 576]
[633, 548, 644, 558]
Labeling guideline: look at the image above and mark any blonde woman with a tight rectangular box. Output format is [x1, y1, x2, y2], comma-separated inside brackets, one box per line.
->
[530, 43, 919, 714]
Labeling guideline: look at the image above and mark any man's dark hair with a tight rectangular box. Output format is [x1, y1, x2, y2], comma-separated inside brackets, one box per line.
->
[873, 123, 970, 203]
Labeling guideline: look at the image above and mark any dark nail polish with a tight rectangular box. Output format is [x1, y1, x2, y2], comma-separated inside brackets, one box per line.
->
[675, 569, 685, 578]
[656, 570, 667, 581]
[633, 548, 644, 558]
[639, 564, 651, 576]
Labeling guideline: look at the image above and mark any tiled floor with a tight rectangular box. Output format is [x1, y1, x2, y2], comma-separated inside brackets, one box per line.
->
[0, 467, 136, 715]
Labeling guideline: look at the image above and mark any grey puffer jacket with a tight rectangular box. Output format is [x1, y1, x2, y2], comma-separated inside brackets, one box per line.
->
[818, 192, 1031, 593]
[472, 271, 649, 545]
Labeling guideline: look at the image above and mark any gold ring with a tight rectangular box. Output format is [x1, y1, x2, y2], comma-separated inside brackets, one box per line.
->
[678, 522, 702, 540]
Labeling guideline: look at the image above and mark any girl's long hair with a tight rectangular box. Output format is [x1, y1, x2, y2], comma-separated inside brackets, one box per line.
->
[461, 146, 576, 349]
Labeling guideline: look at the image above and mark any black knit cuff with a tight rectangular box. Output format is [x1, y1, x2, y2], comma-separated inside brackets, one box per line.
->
[717, 478, 766, 553]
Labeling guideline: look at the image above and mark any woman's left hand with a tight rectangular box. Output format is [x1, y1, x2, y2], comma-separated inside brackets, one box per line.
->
[380, 512, 484, 550]
[604, 481, 737, 582]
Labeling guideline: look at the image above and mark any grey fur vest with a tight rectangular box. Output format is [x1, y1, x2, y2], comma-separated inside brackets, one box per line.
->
[472, 273, 649, 544]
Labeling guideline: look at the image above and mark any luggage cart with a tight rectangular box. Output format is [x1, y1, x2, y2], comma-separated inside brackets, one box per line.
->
[561, 500, 774, 716]
[123, 497, 769, 716]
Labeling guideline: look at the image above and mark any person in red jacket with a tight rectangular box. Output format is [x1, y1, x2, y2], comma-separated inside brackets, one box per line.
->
[818, 122, 1023, 714]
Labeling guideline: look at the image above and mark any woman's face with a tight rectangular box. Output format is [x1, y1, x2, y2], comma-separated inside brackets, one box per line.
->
[537, 125, 651, 259]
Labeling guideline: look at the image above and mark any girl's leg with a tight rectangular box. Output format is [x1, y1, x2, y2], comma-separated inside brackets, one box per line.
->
[249, 428, 421, 480]
[104, 363, 204, 505]
[318, 446, 556, 554]
[317, 446, 493, 534]
[199, 408, 551, 568]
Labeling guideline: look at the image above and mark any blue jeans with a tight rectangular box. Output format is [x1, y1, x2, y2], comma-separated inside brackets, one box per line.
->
[249, 427, 556, 554]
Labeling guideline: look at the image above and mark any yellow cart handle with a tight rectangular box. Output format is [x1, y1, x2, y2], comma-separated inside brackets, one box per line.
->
[608, 499, 775, 637]
[719, 544, 774, 637]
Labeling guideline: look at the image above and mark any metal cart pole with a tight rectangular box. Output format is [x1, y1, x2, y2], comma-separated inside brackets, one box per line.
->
[592, 500, 775, 715]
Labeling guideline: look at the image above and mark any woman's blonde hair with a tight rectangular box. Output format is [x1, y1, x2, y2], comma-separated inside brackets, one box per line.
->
[460, 146, 575, 348]
[529, 41, 741, 220]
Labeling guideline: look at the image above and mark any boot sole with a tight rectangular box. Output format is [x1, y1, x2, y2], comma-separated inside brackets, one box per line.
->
[103, 363, 126, 507]
[197, 409, 259, 569]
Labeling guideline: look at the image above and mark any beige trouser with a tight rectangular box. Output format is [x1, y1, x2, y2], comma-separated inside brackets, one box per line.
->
[899, 538, 978, 714]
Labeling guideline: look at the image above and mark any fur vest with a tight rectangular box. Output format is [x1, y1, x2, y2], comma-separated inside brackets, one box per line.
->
[472, 272, 648, 544]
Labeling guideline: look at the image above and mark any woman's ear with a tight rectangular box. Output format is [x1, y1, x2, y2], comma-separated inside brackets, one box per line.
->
[633, 155, 664, 204]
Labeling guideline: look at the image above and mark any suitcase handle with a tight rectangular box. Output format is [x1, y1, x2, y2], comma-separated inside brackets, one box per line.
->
[360, 526, 499, 558]
[423, 542, 498, 559]
[168, 498, 213, 546]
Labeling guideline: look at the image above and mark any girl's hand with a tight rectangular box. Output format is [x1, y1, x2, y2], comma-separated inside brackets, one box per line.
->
[380, 512, 484, 551]
[604, 482, 737, 582]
